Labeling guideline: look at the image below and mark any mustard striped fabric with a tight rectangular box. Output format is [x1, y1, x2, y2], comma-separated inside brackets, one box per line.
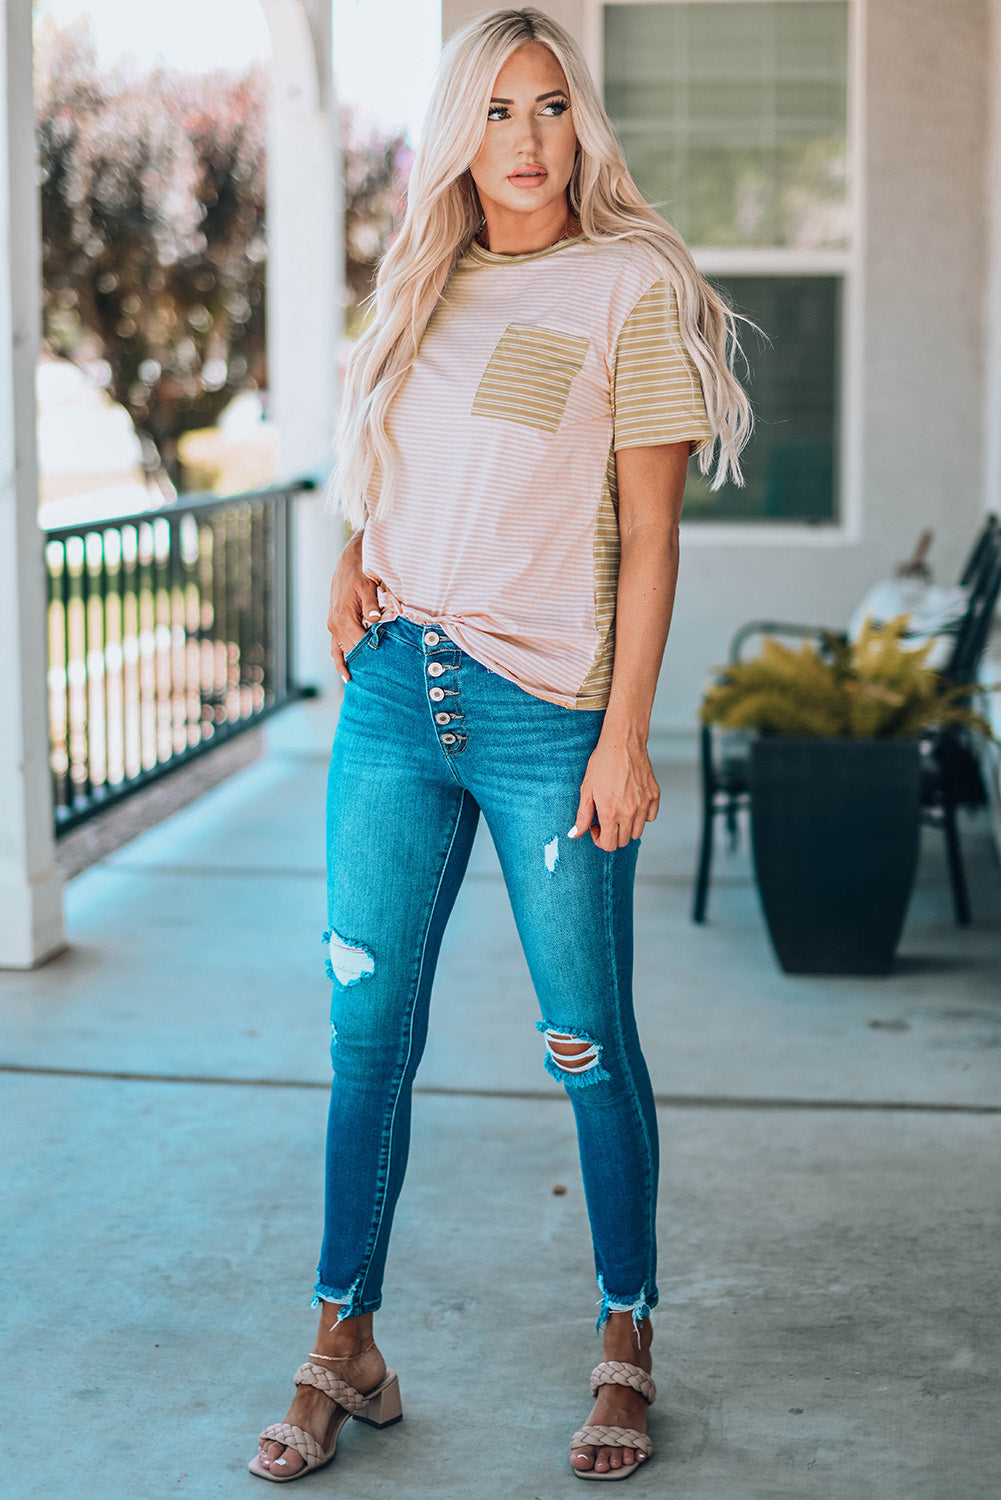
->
[614, 279, 713, 453]
[363, 237, 714, 711]
[576, 451, 621, 708]
[472, 323, 590, 434]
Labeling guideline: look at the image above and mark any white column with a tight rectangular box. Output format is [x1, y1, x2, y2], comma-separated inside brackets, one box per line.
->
[0, 0, 66, 966]
[261, 0, 344, 696]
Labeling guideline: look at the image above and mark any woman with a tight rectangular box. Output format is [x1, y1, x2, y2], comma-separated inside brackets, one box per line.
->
[250, 6, 752, 1485]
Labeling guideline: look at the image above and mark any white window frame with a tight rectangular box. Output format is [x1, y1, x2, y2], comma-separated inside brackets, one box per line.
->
[587, 0, 865, 547]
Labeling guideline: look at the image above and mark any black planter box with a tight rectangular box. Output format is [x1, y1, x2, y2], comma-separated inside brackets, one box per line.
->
[749, 737, 922, 975]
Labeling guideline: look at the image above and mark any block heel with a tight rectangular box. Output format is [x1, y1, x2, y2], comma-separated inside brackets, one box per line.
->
[353, 1369, 403, 1428]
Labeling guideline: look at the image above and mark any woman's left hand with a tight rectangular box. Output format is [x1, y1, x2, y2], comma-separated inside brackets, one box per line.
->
[569, 733, 660, 851]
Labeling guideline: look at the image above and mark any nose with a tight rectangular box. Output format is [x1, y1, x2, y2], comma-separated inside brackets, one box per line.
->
[515, 112, 543, 157]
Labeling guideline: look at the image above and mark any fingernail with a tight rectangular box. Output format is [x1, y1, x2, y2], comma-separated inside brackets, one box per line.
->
[367, 609, 381, 619]
[340, 674, 348, 684]
[568, 825, 578, 838]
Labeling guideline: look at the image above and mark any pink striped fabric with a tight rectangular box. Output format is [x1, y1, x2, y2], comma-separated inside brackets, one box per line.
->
[362, 234, 713, 709]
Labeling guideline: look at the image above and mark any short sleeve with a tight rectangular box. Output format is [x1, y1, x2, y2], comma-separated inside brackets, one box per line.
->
[612, 278, 714, 454]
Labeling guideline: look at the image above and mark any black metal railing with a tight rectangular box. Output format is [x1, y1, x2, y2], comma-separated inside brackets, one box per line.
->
[45, 478, 314, 832]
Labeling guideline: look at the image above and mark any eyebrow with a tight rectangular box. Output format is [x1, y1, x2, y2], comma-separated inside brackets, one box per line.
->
[489, 90, 569, 103]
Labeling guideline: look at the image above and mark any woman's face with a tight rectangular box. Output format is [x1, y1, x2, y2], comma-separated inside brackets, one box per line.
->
[468, 42, 578, 228]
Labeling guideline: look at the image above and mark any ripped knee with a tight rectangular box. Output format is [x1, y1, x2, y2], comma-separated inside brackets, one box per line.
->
[322, 926, 375, 987]
[536, 1022, 611, 1088]
[545, 1031, 601, 1072]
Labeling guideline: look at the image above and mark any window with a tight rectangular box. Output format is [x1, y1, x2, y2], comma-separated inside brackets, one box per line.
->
[602, 1, 851, 524]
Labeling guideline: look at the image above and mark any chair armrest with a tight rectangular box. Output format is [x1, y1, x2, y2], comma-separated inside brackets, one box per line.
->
[729, 619, 847, 663]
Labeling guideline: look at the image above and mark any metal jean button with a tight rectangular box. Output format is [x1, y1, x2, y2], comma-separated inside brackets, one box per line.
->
[427, 662, 445, 678]
[434, 711, 451, 725]
[440, 733, 458, 745]
[428, 686, 445, 702]
[424, 630, 440, 646]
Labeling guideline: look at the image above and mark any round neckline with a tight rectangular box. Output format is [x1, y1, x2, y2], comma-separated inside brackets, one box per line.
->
[463, 233, 587, 266]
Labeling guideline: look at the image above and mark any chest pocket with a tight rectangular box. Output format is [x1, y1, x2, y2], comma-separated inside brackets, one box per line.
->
[472, 323, 590, 435]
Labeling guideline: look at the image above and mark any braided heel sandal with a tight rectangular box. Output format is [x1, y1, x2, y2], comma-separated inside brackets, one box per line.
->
[570, 1359, 656, 1482]
[248, 1359, 402, 1483]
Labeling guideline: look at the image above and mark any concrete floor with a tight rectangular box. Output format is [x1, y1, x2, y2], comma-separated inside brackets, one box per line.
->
[2, 698, 1000, 1500]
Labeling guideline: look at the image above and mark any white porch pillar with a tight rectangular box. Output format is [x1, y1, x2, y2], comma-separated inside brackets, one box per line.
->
[0, 0, 65, 966]
[261, 0, 343, 696]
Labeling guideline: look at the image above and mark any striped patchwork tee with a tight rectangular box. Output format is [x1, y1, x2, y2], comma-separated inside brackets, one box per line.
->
[363, 232, 713, 709]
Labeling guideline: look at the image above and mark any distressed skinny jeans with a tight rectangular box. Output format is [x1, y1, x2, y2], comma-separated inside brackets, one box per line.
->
[313, 617, 659, 1331]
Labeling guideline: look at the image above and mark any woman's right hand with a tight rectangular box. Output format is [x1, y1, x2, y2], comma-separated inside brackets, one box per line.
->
[327, 529, 382, 682]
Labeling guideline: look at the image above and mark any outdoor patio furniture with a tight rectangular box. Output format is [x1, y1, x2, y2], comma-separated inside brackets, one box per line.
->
[691, 514, 1001, 929]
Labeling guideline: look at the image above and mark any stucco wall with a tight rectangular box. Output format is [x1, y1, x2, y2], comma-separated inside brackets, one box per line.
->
[863, 0, 988, 578]
[442, 0, 993, 739]
[986, 0, 1001, 514]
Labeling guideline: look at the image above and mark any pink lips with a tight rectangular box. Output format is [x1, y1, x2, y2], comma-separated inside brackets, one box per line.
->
[509, 167, 547, 186]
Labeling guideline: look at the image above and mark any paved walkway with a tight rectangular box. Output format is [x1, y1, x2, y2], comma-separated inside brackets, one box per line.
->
[2, 699, 999, 1499]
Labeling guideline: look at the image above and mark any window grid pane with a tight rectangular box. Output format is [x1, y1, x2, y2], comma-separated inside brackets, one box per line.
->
[683, 275, 841, 524]
[604, 2, 849, 250]
[604, 3, 849, 523]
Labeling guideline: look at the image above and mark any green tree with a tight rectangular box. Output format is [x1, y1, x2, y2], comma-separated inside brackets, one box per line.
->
[35, 15, 268, 488]
[34, 13, 411, 490]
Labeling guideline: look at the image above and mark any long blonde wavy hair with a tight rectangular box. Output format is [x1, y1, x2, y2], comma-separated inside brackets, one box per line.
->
[330, 6, 756, 531]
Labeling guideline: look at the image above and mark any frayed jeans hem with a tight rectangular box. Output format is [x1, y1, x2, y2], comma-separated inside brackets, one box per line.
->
[595, 1277, 658, 1334]
[310, 1279, 382, 1320]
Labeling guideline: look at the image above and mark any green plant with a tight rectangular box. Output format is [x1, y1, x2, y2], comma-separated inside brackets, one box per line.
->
[700, 615, 996, 740]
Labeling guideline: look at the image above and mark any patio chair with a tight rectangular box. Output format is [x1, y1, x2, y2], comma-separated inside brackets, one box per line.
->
[691, 514, 1001, 928]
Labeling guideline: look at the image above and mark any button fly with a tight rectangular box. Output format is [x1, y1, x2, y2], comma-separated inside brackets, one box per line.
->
[441, 733, 458, 746]
[435, 711, 451, 725]
[427, 662, 445, 678]
[428, 686, 445, 702]
[423, 630, 440, 646]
